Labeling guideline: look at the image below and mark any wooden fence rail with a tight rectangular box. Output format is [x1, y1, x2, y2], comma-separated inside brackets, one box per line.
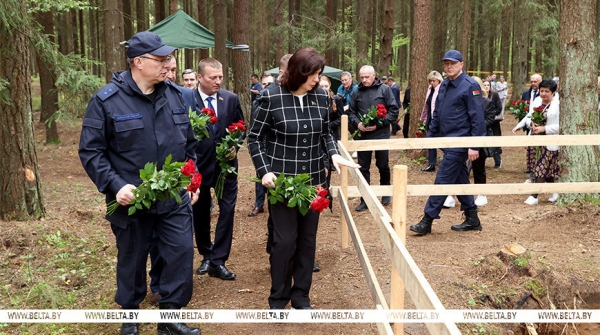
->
[333, 115, 599, 334]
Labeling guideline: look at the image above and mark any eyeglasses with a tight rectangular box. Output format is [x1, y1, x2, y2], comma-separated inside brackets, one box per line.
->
[139, 55, 172, 65]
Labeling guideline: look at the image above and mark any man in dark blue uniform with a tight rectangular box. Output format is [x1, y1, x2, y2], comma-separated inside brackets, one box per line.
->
[410, 50, 485, 235]
[78, 31, 200, 335]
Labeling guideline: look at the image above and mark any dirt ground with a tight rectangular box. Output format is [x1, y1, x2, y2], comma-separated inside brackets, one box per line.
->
[1, 111, 599, 335]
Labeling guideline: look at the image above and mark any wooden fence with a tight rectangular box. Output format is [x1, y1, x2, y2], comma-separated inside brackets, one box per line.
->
[330, 115, 600, 334]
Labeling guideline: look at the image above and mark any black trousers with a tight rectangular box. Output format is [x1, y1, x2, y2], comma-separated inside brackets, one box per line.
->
[268, 202, 319, 309]
[471, 152, 487, 185]
[111, 197, 194, 309]
[193, 175, 238, 266]
[357, 150, 391, 186]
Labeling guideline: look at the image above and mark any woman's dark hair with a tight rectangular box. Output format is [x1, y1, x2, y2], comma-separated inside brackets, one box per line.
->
[539, 79, 557, 93]
[281, 47, 325, 92]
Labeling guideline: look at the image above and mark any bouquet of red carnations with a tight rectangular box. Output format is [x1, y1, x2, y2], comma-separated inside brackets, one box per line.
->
[106, 155, 202, 216]
[215, 120, 246, 199]
[249, 173, 330, 216]
[350, 104, 387, 139]
[530, 105, 546, 126]
[189, 107, 218, 141]
[416, 121, 426, 138]
[509, 100, 530, 121]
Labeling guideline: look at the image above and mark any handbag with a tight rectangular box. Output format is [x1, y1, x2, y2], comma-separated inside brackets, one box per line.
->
[483, 127, 501, 157]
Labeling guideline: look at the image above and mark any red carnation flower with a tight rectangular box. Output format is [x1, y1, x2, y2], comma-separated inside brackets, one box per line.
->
[210, 116, 218, 124]
[310, 196, 330, 213]
[180, 159, 196, 176]
[187, 172, 202, 192]
[316, 185, 328, 197]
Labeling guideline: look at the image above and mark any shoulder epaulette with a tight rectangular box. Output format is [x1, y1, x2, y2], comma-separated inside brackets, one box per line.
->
[98, 83, 119, 101]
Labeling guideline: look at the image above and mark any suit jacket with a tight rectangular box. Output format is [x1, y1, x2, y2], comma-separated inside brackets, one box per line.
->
[194, 88, 245, 186]
[521, 89, 539, 103]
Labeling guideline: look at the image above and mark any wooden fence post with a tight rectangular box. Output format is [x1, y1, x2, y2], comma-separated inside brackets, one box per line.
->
[341, 115, 349, 249]
[390, 165, 407, 334]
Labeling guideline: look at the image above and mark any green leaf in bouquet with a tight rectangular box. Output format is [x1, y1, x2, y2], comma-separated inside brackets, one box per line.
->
[164, 154, 173, 166]
[128, 207, 137, 216]
[142, 198, 152, 209]
[288, 196, 297, 207]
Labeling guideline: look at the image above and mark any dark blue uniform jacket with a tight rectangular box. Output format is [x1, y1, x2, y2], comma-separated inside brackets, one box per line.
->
[427, 72, 486, 152]
[79, 70, 198, 224]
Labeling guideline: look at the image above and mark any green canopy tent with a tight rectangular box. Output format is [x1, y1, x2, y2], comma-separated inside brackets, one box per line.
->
[148, 10, 235, 49]
[265, 66, 345, 92]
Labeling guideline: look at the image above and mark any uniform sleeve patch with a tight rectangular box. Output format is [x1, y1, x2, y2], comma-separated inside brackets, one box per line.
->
[114, 113, 142, 122]
[473, 90, 481, 96]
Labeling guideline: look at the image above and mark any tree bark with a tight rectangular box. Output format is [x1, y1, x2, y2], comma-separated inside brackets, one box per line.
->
[197, 0, 209, 61]
[510, 0, 529, 102]
[431, 0, 447, 72]
[155, 0, 166, 23]
[460, 0, 470, 70]
[214, 0, 228, 88]
[273, 0, 285, 61]
[104, 0, 125, 83]
[122, 0, 133, 39]
[408, 0, 431, 139]
[34, 10, 60, 144]
[500, 2, 511, 78]
[232, 0, 251, 123]
[355, 0, 367, 75]
[0, 0, 45, 220]
[170, 0, 178, 14]
[325, 0, 335, 65]
[89, 1, 100, 76]
[78, 9, 85, 58]
[557, 0, 600, 204]
[136, 0, 148, 31]
[378, 0, 394, 75]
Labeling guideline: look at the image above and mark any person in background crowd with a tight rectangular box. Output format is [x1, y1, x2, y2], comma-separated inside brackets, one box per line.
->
[248, 47, 359, 310]
[319, 76, 341, 142]
[336, 71, 358, 110]
[348, 65, 399, 212]
[182, 69, 198, 89]
[401, 87, 411, 139]
[381, 75, 388, 86]
[193, 58, 245, 281]
[419, 70, 443, 172]
[250, 73, 262, 102]
[409, 50, 485, 236]
[485, 80, 503, 168]
[522, 74, 543, 175]
[388, 76, 402, 136]
[470, 76, 497, 206]
[512, 79, 560, 205]
[165, 56, 177, 83]
[78, 31, 200, 335]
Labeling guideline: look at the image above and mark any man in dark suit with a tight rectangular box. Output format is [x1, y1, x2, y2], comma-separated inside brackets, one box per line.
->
[522, 74, 542, 108]
[192, 58, 245, 281]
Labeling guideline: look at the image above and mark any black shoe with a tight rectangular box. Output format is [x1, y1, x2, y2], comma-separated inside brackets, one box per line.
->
[248, 206, 264, 217]
[120, 323, 139, 335]
[451, 209, 482, 232]
[292, 305, 313, 310]
[524, 169, 531, 173]
[409, 213, 434, 235]
[157, 323, 201, 335]
[421, 165, 435, 172]
[355, 201, 368, 212]
[195, 259, 210, 275]
[313, 262, 320, 272]
[382, 196, 391, 206]
[208, 264, 236, 280]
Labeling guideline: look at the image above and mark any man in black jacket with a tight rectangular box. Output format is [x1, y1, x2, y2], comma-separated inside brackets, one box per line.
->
[348, 65, 399, 212]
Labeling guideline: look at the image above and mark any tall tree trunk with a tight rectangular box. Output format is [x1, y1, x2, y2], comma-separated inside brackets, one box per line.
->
[89, 2, 100, 76]
[557, 0, 600, 204]
[136, 0, 148, 31]
[510, 0, 529, 102]
[460, 0, 470, 70]
[214, 0, 228, 88]
[0, 0, 45, 220]
[500, 2, 511, 78]
[232, 0, 251, 123]
[197, 0, 209, 61]
[260, 0, 268, 71]
[325, 0, 335, 65]
[155, 0, 166, 23]
[185, 0, 196, 70]
[355, 0, 367, 75]
[105, 0, 125, 83]
[122, 0, 133, 39]
[273, 0, 285, 61]
[34, 10, 60, 144]
[408, 0, 431, 139]
[288, 0, 301, 53]
[431, 0, 447, 72]
[378, 0, 394, 75]
[170, 0, 177, 14]
[367, 0, 375, 65]
[78, 9, 85, 58]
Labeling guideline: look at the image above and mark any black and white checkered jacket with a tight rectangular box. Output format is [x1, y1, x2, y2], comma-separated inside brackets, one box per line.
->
[247, 84, 339, 187]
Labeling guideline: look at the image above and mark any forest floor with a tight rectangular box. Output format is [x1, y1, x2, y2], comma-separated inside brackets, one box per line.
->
[1, 95, 600, 334]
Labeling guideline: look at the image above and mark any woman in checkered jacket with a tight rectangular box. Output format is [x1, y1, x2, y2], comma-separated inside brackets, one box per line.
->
[248, 47, 359, 310]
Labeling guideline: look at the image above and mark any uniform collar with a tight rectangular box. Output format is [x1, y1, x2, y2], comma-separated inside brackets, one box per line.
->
[448, 71, 466, 87]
